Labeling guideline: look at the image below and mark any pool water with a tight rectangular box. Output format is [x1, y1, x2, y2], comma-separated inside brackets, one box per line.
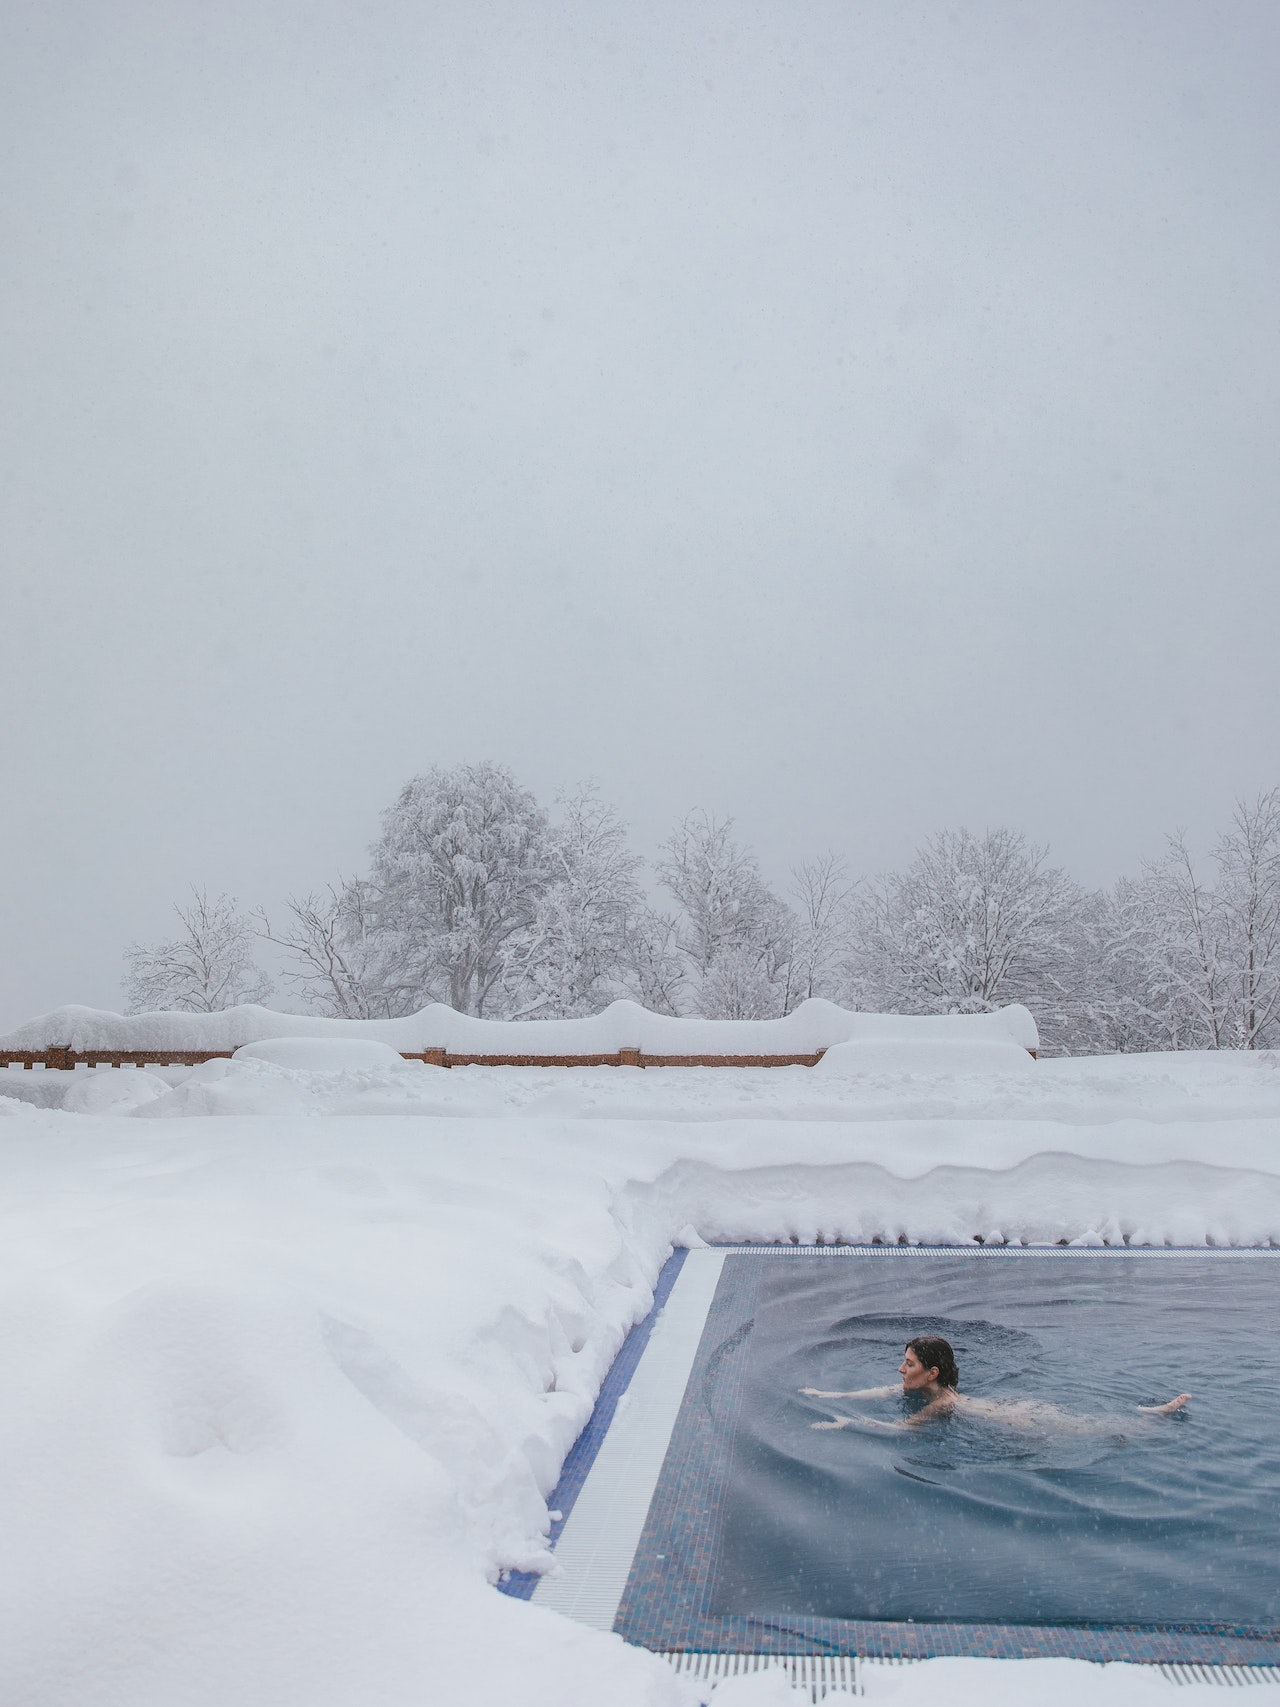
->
[707, 1254, 1280, 1629]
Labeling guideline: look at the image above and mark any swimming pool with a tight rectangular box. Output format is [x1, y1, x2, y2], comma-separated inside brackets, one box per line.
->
[708, 1252, 1276, 1628]
[515, 1247, 1280, 1664]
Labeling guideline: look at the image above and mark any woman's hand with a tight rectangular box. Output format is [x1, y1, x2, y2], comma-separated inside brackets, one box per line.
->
[812, 1413, 906, 1434]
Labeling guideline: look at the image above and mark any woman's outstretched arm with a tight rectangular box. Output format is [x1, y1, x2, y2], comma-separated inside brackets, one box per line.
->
[811, 1413, 907, 1433]
[799, 1384, 898, 1401]
[811, 1396, 952, 1433]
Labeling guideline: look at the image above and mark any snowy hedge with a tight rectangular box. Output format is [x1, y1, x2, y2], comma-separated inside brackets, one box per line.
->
[0, 998, 1039, 1056]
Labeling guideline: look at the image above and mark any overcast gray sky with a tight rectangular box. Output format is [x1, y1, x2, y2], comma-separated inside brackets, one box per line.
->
[3, 0, 1279, 1029]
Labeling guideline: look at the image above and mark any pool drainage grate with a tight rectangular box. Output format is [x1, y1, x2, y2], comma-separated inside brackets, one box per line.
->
[658, 1653, 1280, 1699]
[659, 1650, 857, 1698]
[1155, 1665, 1280, 1686]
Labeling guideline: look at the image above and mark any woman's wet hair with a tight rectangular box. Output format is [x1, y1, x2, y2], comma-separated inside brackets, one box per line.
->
[906, 1335, 959, 1389]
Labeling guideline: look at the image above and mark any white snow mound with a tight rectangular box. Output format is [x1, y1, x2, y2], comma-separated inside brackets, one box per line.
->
[0, 997, 1040, 1056]
[815, 1035, 1035, 1077]
[232, 1037, 413, 1072]
[60, 1068, 170, 1115]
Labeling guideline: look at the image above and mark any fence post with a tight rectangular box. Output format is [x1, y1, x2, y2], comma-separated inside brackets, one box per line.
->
[48, 1045, 75, 1071]
[422, 1048, 448, 1068]
[618, 1047, 642, 1068]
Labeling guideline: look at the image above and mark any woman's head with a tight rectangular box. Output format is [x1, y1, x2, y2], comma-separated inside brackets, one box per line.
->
[902, 1335, 959, 1390]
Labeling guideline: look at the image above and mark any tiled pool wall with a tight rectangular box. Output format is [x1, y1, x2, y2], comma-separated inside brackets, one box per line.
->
[504, 1244, 1280, 1666]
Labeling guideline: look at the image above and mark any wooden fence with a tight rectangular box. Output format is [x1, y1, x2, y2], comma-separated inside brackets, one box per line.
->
[0, 1047, 829, 1071]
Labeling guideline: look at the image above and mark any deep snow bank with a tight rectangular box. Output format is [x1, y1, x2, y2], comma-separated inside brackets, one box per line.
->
[0, 1053, 1276, 1706]
[0, 997, 1040, 1055]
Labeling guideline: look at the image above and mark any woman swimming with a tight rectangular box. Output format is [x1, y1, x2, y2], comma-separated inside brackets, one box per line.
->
[800, 1334, 1191, 1433]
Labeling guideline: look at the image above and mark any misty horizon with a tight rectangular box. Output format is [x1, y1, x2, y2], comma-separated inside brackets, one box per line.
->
[5, 2, 1280, 1031]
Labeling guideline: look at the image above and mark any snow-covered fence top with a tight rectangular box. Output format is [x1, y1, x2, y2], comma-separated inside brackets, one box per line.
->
[0, 998, 1038, 1061]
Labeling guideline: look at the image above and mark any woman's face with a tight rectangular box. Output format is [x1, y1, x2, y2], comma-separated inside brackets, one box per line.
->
[899, 1347, 940, 1391]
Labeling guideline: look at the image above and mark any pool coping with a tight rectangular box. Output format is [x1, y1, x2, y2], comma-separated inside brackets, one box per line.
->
[498, 1244, 691, 1602]
[500, 1243, 1280, 1666]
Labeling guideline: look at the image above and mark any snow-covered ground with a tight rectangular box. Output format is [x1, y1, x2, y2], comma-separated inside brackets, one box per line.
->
[2, 1046, 1276, 1705]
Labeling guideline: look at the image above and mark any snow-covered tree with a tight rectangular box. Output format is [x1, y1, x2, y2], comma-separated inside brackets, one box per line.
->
[657, 812, 799, 1018]
[257, 881, 387, 1019]
[619, 907, 685, 1017]
[1107, 838, 1228, 1050]
[260, 772, 672, 1021]
[1107, 792, 1280, 1050]
[366, 761, 553, 1016]
[849, 827, 1092, 1048]
[1216, 790, 1280, 1048]
[123, 889, 272, 1013]
[789, 853, 856, 1003]
[690, 943, 781, 1021]
[504, 785, 650, 1017]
